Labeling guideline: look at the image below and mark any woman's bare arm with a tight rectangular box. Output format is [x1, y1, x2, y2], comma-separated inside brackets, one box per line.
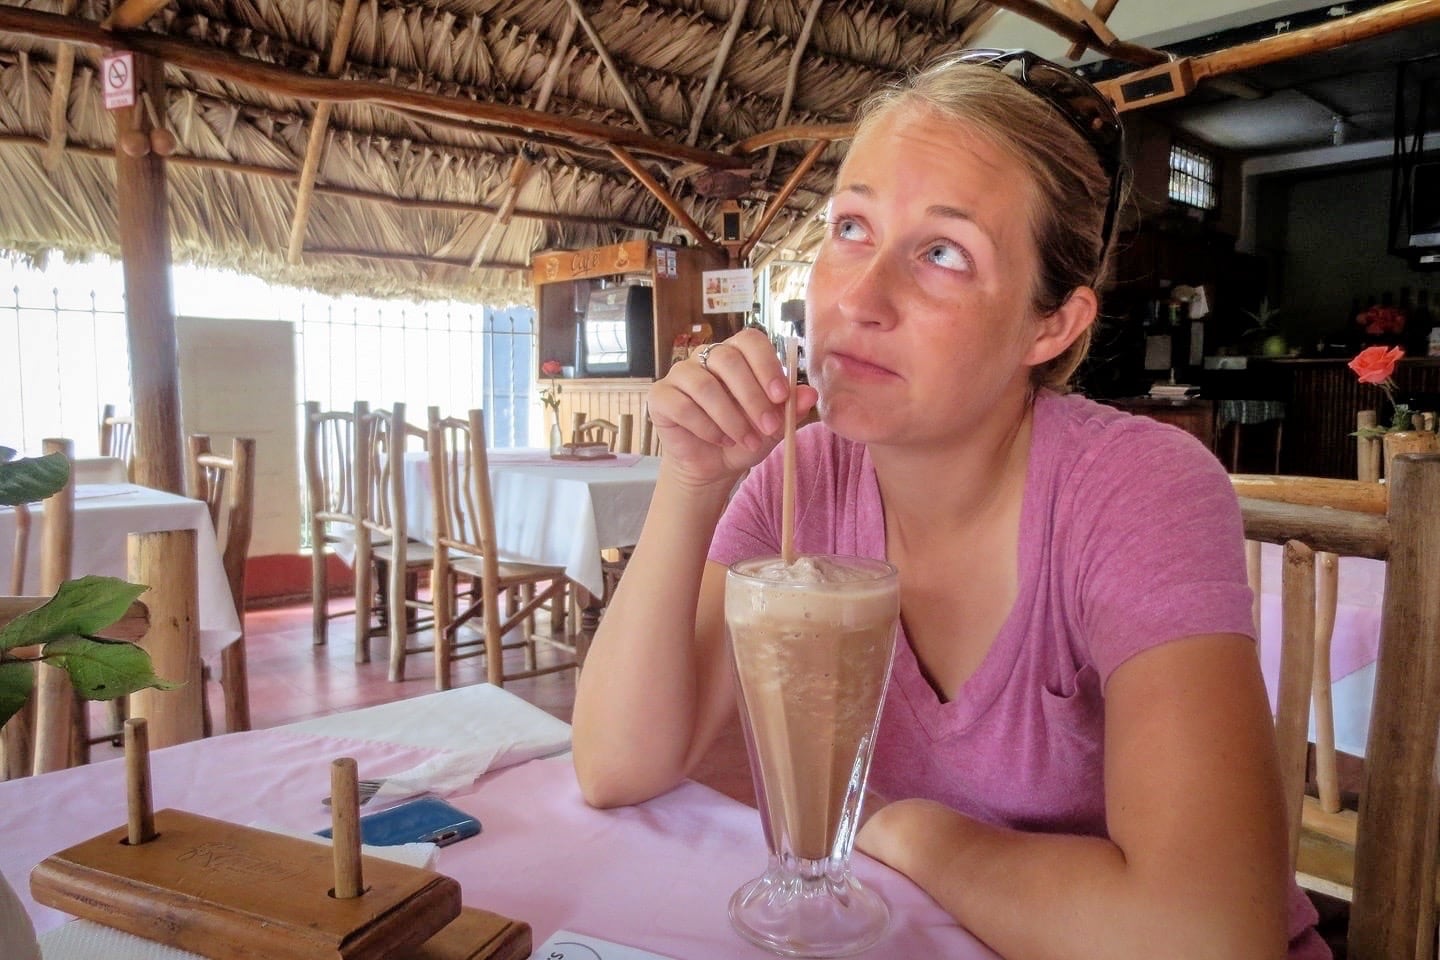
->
[857, 633, 1290, 960]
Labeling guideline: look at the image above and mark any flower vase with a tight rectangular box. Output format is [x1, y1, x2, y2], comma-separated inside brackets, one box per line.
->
[549, 416, 564, 455]
[1382, 429, 1440, 480]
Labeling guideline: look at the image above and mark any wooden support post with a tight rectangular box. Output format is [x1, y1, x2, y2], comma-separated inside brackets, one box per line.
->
[31, 438, 75, 776]
[1350, 452, 1440, 956]
[126, 529, 203, 747]
[114, 54, 184, 495]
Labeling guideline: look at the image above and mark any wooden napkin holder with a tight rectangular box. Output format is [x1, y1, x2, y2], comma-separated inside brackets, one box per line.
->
[31, 809, 530, 960]
[552, 441, 615, 461]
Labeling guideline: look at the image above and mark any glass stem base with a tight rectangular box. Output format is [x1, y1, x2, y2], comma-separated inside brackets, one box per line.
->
[728, 857, 889, 958]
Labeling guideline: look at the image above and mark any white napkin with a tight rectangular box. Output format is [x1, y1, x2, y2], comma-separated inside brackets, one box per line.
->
[278, 684, 573, 777]
[364, 750, 501, 808]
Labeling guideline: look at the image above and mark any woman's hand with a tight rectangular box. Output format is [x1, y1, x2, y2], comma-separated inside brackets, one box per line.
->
[648, 328, 818, 487]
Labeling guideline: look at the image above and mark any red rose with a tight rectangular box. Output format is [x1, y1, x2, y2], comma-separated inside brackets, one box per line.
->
[541, 359, 564, 377]
[1348, 345, 1403, 384]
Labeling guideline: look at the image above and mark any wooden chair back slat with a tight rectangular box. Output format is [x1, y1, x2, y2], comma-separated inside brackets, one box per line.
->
[427, 408, 572, 690]
[1238, 455, 1440, 959]
[99, 404, 135, 480]
[616, 413, 634, 454]
[186, 435, 255, 622]
[574, 418, 620, 451]
[185, 434, 256, 733]
[302, 401, 371, 657]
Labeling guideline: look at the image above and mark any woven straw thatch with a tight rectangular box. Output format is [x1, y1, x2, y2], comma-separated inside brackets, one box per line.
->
[0, 0, 1000, 304]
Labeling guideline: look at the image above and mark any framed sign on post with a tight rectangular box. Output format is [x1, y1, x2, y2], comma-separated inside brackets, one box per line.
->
[702, 268, 753, 315]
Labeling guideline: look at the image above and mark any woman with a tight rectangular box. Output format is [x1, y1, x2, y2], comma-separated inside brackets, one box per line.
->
[572, 50, 1324, 959]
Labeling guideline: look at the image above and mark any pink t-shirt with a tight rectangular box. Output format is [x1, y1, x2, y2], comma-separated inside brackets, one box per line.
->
[709, 390, 1326, 958]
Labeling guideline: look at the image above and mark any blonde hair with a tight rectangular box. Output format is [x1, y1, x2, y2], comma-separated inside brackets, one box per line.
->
[854, 54, 1124, 392]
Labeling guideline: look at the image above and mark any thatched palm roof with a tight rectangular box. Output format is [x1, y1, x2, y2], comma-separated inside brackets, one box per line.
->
[12, 2, 1426, 306]
[0, 0, 1020, 304]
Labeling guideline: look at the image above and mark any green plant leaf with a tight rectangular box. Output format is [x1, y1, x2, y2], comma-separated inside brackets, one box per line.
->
[0, 659, 35, 729]
[0, 576, 147, 652]
[0, 451, 70, 507]
[41, 635, 179, 701]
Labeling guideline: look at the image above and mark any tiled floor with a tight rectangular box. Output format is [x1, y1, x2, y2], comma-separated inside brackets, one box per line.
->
[94, 597, 756, 806]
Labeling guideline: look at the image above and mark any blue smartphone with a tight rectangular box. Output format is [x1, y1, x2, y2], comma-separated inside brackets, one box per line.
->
[317, 795, 482, 847]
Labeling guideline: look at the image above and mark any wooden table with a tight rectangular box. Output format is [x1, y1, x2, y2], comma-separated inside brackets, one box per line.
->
[401, 450, 660, 600]
[4, 685, 997, 960]
[0, 483, 241, 651]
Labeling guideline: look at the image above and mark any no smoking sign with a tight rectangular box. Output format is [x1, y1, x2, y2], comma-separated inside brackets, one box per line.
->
[102, 51, 135, 109]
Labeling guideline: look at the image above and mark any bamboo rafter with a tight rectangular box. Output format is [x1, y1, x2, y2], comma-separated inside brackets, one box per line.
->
[0, 133, 661, 232]
[1065, 0, 1120, 60]
[1097, 0, 1440, 110]
[761, 0, 823, 182]
[101, 0, 171, 31]
[607, 144, 722, 257]
[286, 0, 359, 265]
[42, 0, 79, 172]
[686, 0, 750, 147]
[560, 0, 653, 136]
[0, 5, 745, 170]
[739, 138, 829, 262]
[983, 0, 1165, 65]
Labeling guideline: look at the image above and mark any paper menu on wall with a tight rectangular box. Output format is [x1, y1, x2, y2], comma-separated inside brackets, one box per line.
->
[529, 930, 678, 960]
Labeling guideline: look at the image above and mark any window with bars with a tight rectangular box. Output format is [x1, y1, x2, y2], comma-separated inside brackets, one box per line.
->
[1168, 142, 1218, 211]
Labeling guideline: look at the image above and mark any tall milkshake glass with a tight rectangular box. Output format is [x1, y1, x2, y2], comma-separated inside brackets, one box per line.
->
[725, 554, 900, 958]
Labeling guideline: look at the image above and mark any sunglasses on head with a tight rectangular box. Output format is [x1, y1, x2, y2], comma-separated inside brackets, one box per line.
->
[951, 48, 1124, 253]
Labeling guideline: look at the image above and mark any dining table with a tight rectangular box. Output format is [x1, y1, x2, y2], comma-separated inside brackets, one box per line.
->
[2, 683, 995, 960]
[1254, 540, 1383, 758]
[0, 482, 242, 660]
[402, 449, 661, 601]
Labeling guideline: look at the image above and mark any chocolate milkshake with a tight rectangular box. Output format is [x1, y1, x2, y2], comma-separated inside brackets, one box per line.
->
[725, 554, 899, 957]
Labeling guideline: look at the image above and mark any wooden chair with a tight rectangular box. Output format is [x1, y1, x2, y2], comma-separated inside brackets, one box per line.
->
[1, 438, 74, 779]
[98, 405, 134, 481]
[428, 409, 573, 690]
[638, 402, 660, 457]
[574, 418, 621, 451]
[357, 403, 434, 682]
[186, 434, 255, 733]
[1235, 454, 1440, 958]
[303, 401, 372, 661]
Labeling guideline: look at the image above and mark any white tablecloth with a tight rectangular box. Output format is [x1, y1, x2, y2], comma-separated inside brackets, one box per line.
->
[1255, 541, 1384, 757]
[0, 483, 242, 659]
[403, 450, 660, 597]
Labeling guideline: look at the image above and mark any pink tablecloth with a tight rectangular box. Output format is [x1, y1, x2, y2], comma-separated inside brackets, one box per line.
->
[2, 725, 992, 958]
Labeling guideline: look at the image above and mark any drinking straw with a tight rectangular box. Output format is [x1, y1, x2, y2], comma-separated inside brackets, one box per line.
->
[781, 336, 799, 566]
